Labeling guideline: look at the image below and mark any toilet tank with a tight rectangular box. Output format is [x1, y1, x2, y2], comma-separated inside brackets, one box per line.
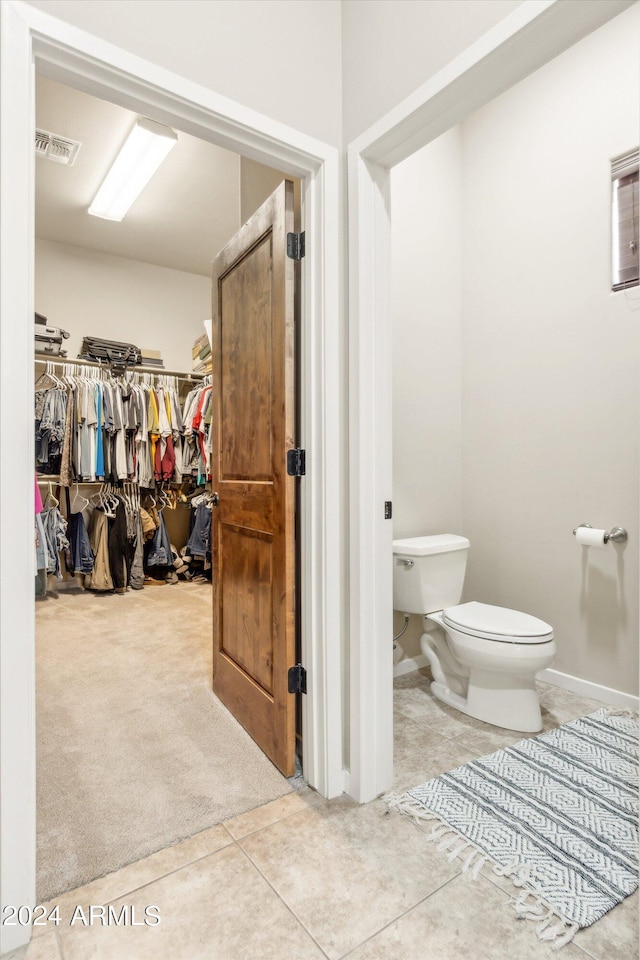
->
[392, 535, 470, 615]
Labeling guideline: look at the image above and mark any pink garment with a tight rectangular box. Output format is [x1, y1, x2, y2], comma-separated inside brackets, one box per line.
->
[35, 475, 43, 514]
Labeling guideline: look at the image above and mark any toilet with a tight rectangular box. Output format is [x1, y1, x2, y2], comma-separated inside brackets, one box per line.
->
[393, 534, 555, 732]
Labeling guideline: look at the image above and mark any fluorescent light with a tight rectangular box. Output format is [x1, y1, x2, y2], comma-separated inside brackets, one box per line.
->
[88, 118, 177, 221]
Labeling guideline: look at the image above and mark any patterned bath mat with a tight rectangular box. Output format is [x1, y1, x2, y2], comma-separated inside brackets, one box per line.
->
[386, 708, 638, 949]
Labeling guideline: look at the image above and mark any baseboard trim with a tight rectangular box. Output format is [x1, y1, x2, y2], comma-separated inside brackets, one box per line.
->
[393, 658, 639, 712]
[393, 654, 429, 679]
[538, 668, 639, 713]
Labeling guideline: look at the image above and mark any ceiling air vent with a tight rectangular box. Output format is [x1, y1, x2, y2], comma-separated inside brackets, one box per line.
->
[35, 128, 81, 166]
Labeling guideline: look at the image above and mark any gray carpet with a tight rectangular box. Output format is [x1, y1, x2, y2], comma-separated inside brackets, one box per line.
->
[36, 582, 293, 902]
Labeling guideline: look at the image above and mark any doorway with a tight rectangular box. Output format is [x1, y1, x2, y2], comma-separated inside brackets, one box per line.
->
[0, 6, 342, 945]
[388, 0, 640, 780]
[34, 75, 308, 900]
[346, 0, 636, 804]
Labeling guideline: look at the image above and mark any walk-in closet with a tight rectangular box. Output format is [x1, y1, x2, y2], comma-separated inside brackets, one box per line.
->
[34, 75, 302, 902]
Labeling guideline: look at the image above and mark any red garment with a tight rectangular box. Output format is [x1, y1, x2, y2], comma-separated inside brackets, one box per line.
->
[191, 385, 211, 433]
[35, 475, 43, 514]
[161, 436, 176, 481]
[154, 436, 176, 482]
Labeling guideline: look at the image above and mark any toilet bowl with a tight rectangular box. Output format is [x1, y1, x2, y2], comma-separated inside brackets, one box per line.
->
[424, 602, 555, 732]
[393, 536, 555, 732]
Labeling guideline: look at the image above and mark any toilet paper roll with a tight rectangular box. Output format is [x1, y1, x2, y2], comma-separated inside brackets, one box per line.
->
[575, 527, 607, 548]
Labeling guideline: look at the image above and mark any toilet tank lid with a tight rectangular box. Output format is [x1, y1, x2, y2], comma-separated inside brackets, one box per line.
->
[392, 534, 470, 556]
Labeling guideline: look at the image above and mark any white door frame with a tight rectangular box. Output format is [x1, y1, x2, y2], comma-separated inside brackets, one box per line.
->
[0, 1, 343, 947]
[346, 0, 634, 803]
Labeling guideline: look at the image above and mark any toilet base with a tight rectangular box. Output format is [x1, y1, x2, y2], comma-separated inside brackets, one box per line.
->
[431, 669, 543, 733]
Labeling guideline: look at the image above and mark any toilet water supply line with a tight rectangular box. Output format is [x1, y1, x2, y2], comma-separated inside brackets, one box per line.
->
[392, 615, 410, 660]
[393, 615, 410, 643]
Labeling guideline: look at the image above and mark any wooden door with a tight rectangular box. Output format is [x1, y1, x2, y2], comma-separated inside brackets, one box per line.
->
[211, 181, 297, 776]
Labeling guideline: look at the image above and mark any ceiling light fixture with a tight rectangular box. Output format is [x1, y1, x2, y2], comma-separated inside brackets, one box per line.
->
[88, 118, 177, 221]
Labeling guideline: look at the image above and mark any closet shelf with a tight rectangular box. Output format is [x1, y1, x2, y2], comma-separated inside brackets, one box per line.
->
[35, 353, 206, 381]
[36, 476, 196, 487]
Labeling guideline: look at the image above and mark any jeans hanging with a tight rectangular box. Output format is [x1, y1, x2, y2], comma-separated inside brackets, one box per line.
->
[186, 502, 211, 558]
[68, 512, 94, 575]
[40, 506, 69, 579]
[145, 510, 171, 567]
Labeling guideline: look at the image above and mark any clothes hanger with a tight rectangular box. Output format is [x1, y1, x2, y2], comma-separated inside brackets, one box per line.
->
[92, 484, 111, 513]
[61, 363, 75, 388]
[107, 483, 120, 511]
[44, 482, 59, 510]
[34, 361, 58, 390]
[101, 485, 117, 518]
[70, 482, 91, 513]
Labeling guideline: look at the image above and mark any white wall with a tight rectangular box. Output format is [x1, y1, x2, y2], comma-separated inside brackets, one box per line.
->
[342, 0, 523, 143]
[461, 5, 639, 696]
[390, 6, 640, 696]
[391, 128, 463, 661]
[35, 239, 211, 371]
[391, 127, 463, 540]
[25, 0, 343, 148]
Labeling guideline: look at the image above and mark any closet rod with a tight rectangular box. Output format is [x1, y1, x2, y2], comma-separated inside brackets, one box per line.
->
[35, 353, 206, 381]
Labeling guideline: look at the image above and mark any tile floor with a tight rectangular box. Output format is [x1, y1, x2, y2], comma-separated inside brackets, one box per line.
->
[3, 674, 637, 960]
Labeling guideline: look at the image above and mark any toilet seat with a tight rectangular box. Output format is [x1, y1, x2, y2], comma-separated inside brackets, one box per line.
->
[442, 601, 554, 644]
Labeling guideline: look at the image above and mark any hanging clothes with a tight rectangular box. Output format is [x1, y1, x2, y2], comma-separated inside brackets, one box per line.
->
[33, 360, 211, 597]
[108, 498, 134, 593]
[68, 512, 94, 576]
[35, 478, 48, 598]
[40, 504, 69, 580]
[35, 363, 198, 488]
[180, 378, 213, 483]
[186, 500, 212, 559]
[145, 510, 172, 567]
[130, 511, 145, 590]
[86, 507, 114, 592]
[35, 381, 67, 476]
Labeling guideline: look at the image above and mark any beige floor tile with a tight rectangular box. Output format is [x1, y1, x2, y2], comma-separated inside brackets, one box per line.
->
[538, 688, 603, 731]
[572, 890, 638, 960]
[224, 788, 323, 839]
[393, 683, 460, 727]
[392, 667, 432, 689]
[345, 874, 590, 960]
[59, 843, 327, 960]
[238, 795, 460, 960]
[451, 724, 528, 756]
[36, 823, 232, 933]
[0, 931, 61, 959]
[392, 738, 477, 794]
[393, 719, 450, 764]
[393, 684, 497, 739]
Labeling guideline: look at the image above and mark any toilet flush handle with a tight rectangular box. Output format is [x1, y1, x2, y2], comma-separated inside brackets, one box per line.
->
[398, 558, 414, 569]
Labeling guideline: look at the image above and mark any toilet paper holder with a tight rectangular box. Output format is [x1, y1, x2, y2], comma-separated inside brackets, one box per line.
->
[572, 523, 628, 544]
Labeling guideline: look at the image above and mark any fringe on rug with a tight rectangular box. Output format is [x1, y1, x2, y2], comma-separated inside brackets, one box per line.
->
[602, 706, 638, 719]
[600, 707, 638, 720]
[509, 890, 579, 949]
[384, 792, 579, 949]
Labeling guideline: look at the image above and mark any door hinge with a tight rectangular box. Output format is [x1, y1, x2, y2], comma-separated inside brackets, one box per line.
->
[385, 501, 392, 519]
[288, 664, 307, 695]
[287, 448, 306, 476]
[287, 231, 305, 260]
